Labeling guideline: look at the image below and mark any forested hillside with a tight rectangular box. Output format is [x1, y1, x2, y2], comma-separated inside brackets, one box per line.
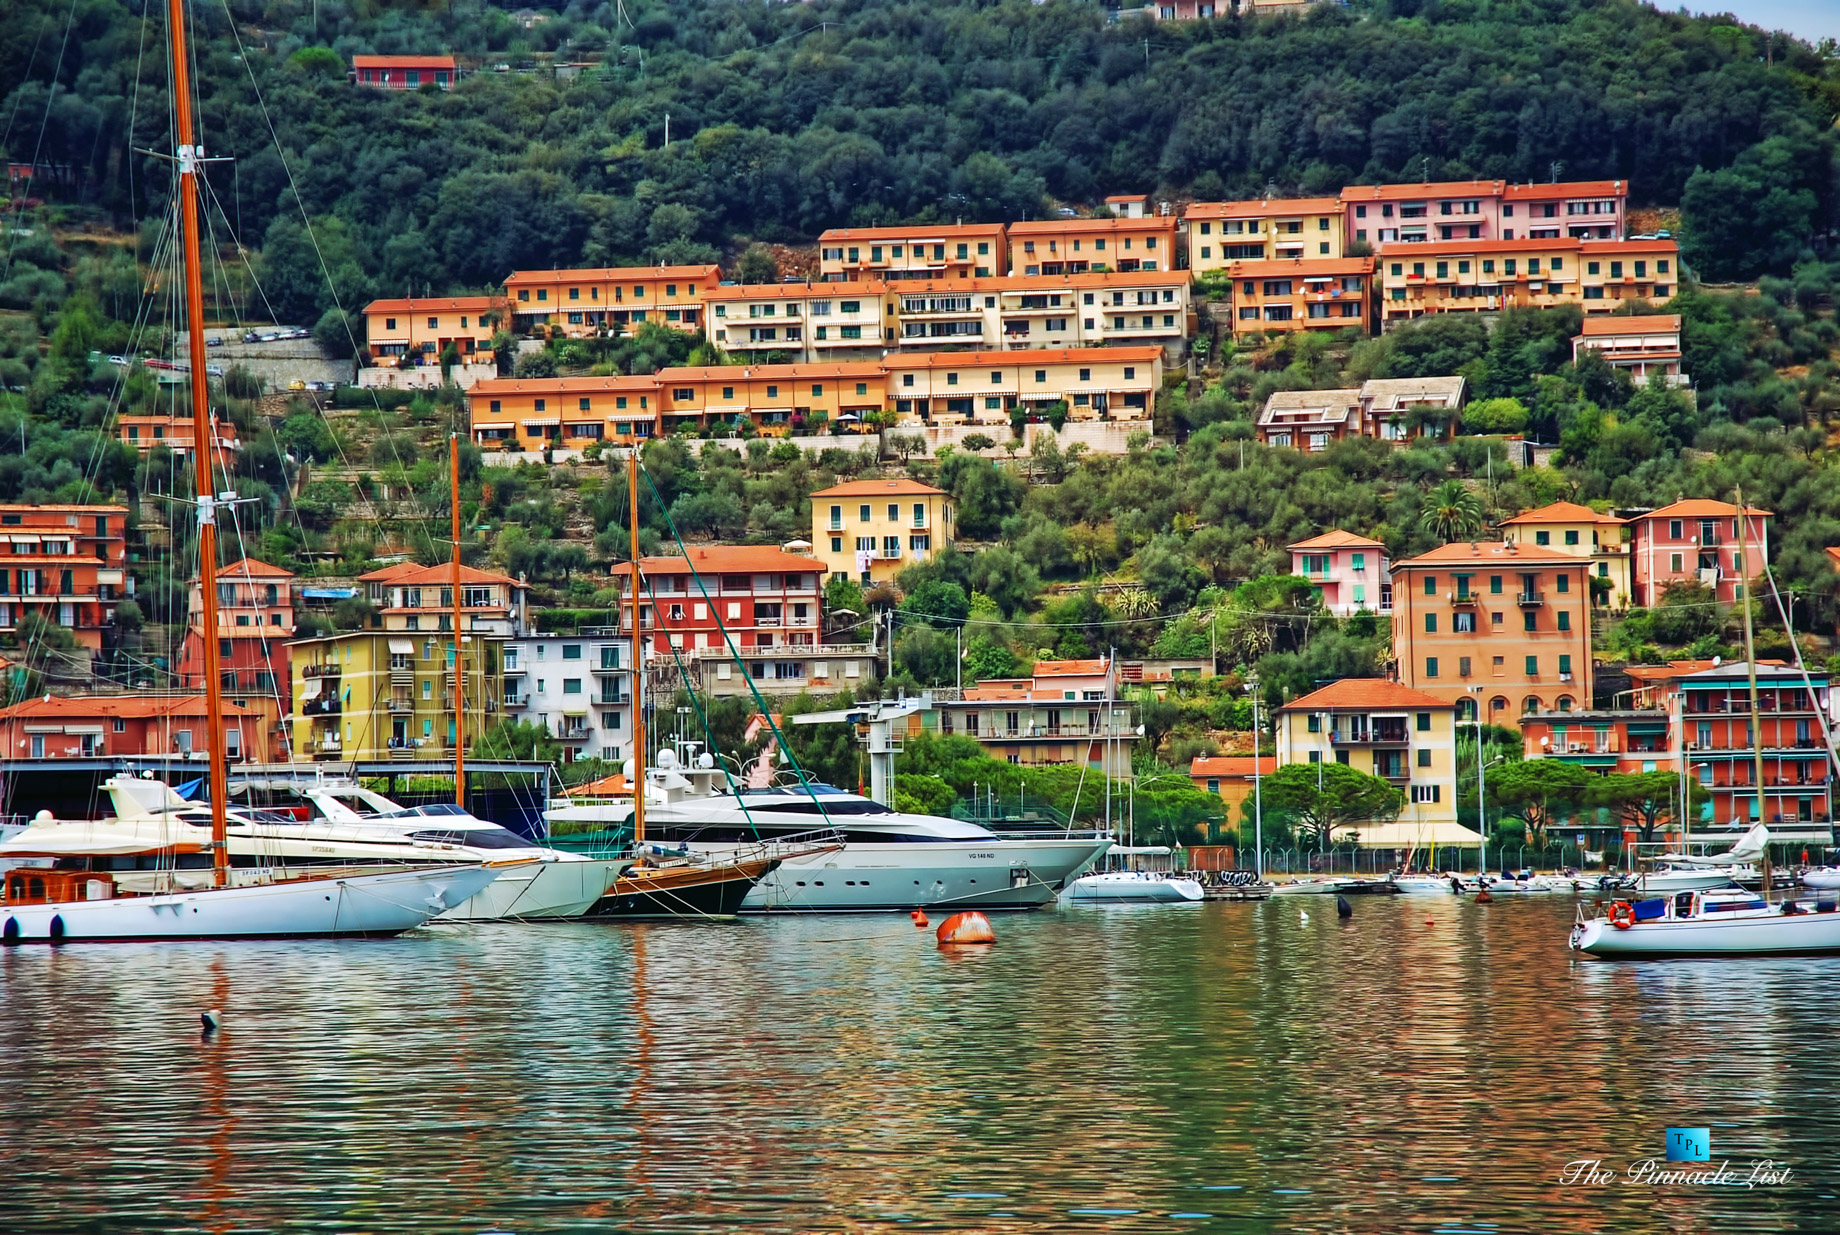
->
[4, 0, 1837, 329]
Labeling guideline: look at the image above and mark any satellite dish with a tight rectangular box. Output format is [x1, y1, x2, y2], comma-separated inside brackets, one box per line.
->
[1540, 736, 1551, 747]
[1712, 655, 1722, 667]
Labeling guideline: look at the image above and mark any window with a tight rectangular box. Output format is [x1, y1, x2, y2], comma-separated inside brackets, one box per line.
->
[1525, 655, 1538, 675]
[1458, 655, 1472, 676]
[1490, 575, 1503, 595]
[563, 644, 582, 660]
[1426, 657, 1439, 679]
[1536, 531, 1550, 546]
[1423, 575, 1437, 595]
[1559, 654, 1573, 676]
[1411, 785, 1441, 804]
[563, 679, 582, 695]
[1454, 612, 1475, 633]
[1523, 612, 1537, 633]
[1425, 614, 1437, 634]
[1557, 611, 1571, 632]
[1307, 714, 1321, 733]
[1556, 574, 1569, 594]
[1417, 749, 1431, 768]
[1415, 712, 1431, 732]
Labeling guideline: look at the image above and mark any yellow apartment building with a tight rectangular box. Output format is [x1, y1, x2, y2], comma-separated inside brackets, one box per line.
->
[882, 347, 1162, 426]
[289, 629, 505, 762]
[1575, 240, 1679, 311]
[890, 272, 1191, 354]
[656, 363, 887, 436]
[468, 375, 664, 448]
[811, 478, 956, 585]
[1274, 679, 1460, 840]
[503, 265, 721, 337]
[1186, 198, 1346, 275]
[707, 283, 896, 360]
[818, 224, 1006, 282]
[1223, 257, 1373, 336]
[1390, 541, 1594, 722]
[363, 296, 504, 366]
[1378, 238, 1678, 322]
[1007, 216, 1178, 275]
[1498, 501, 1632, 609]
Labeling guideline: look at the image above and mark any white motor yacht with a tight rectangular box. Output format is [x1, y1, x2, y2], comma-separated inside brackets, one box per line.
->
[1064, 870, 1204, 903]
[545, 751, 1110, 913]
[1572, 886, 1840, 958]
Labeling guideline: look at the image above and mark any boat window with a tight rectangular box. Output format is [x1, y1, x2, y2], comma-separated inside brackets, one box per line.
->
[379, 803, 473, 820]
[407, 827, 540, 850]
[738, 800, 894, 816]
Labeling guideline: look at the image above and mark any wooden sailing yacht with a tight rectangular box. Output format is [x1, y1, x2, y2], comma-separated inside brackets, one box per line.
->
[0, 0, 502, 942]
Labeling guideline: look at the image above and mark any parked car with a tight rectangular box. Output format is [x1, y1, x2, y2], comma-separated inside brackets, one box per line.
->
[205, 336, 223, 347]
[288, 379, 306, 391]
[107, 354, 128, 367]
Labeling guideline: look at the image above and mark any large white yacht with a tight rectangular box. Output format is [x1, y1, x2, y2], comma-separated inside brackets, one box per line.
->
[28, 775, 626, 921]
[544, 750, 1111, 913]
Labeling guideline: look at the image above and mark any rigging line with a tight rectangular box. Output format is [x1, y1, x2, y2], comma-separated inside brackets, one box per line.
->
[0, 6, 51, 153]
[128, 0, 152, 222]
[1, 0, 79, 281]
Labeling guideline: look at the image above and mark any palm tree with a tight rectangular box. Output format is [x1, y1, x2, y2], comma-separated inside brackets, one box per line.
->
[1419, 479, 1486, 542]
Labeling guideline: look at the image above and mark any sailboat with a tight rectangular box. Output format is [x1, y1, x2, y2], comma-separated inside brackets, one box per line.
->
[0, 0, 498, 943]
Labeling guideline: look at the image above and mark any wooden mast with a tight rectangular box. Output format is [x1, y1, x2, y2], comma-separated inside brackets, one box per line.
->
[629, 448, 645, 848]
[169, 0, 230, 887]
[451, 435, 465, 807]
[1734, 485, 1771, 894]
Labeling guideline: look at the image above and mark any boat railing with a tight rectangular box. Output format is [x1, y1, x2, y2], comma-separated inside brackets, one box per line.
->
[986, 827, 1111, 841]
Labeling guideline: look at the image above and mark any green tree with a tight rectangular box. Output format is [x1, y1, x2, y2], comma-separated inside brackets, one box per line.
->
[1258, 762, 1404, 849]
[1489, 760, 1596, 849]
[1592, 770, 1707, 844]
[736, 244, 778, 284]
[472, 719, 564, 763]
[1419, 479, 1485, 542]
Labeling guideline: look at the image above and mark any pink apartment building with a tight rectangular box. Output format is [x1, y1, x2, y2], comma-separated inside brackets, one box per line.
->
[1629, 499, 1772, 607]
[1290, 530, 1392, 615]
[1341, 180, 1627, 249]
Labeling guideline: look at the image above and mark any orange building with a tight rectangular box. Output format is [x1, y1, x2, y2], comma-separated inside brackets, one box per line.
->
[364, 562, 528, 636]
[1378, 237, 1677, 322]
[1390, 541, 1594, 721]
[622, 545, 827, 657]
[707, 282, 896, 360]
[1223, 256, 1373, 336]
[362, 295, 504, 367]
[115, 415, 238, 466]
[1190, 754, 1277, 826]
[1008, 215, 1178, 275]
[504, 265, 720, 337]
[468, 374, 663, 447]
[0, 694, 261, 762]
[175, 558, 295, 762]
[351, 54, 457, 90]
[0, 503, 129, 656]
[817, 224, 1007, 282]
[654, 363, 886, 436]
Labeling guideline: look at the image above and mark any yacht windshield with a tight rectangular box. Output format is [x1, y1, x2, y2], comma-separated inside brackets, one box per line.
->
[407, 827, 540, 850]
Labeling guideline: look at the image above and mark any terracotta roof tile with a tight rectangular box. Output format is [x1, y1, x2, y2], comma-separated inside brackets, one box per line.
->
[1277, 679, 1452, 713]
[1394, 541, 1585, 567]
[1499, 501, 1623, 526]
[1288, 529, 1386, 551]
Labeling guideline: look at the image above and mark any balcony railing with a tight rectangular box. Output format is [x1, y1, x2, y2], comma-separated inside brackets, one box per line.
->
[302, 664, 341, 679]
[1517, 591, 1544, 606]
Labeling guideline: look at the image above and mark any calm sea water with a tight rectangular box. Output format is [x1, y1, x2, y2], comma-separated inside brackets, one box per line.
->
[1, 896, 1836, 1233]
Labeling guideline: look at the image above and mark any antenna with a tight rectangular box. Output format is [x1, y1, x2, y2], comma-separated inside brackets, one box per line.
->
[1549, 160, 1563, 184]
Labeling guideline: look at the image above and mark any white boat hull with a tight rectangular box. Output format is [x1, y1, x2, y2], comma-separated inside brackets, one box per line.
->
[1065, 873, 1204, 903]
[733, 839, 1110, 913]
[0, 865, 500, 943]
[1572, 907, 1840, 958]
[435, 857, 624, 920]
[1801, 868, 1840, 890]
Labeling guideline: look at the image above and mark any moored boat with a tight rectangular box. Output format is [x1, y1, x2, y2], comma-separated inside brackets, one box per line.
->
[1064, 871, 1204, 903]
[1571, 886, 1840, 958]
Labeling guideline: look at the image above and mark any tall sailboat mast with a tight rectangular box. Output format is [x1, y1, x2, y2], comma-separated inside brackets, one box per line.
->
[451, 435, 465, 807]
[629, 448, 645, 847]
[169, 0, 231, 887]
[1734, 485, 1769, 887]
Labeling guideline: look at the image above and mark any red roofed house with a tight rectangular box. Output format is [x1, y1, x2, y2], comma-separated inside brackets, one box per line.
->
[1220, 256, 1374, 337]
[810, 477, 956, 585]
[1572, 314, 1687, 387]
[935, 656, 1136, 777]
[1275, 679, 1466, 847]
[1289, 530, 1391, 616]
[116, 415, 239, 466]
[1341, 178, 1627, 249]
[1627, 499, 1771, 607]
[351, 54, 457, 90]
[0, 503, 129, 659]
[1499, 501, 1631, 609]
[1391, 541, 1595, 720]
[176, 558, 297, 762]
[363, 562, 529, 636]
[0, 694, 261, 762]
[362, 296, 504, 369]
[1190, 754, 1277, 831]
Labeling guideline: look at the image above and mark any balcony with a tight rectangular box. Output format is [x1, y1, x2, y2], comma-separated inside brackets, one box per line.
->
[1517, 591, 1544, 606]
[597, 693, 628, 706]
[503, 694, 529, 709]
[301, 698, 341, 718]
[302, 663, 342, 680]
[387, 698, 413, 714]
[1449, 591, 1480, 606]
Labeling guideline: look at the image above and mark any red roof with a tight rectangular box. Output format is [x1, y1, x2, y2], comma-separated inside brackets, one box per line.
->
[811, 478, 945, 498]
[1499, 501, 1622, 526]
[1633, 499, 1771, 520]
[1008, 216, 1177, 235]
[357, 561, 424, 584]
[378, 563, 521, 589]
[1288, 530, 1385, 551]
[1187, 197, 1342, 218]
[1190, 755, 1277, 778]
[1827, 547, 1840, 572]
[1277, 679, 1450, 713]
[351, 54, 456, 70]
[1578, 314, 1680, 337]
[1034, 658, 1110, 677]
[0, 694, 252, 721]
[707, 282, 891, 300]
[364, 295, 500, 316]
[218, 557, 296, 579]
[638, 546, 825, 574]
[469, 374, 662, 397]
[1501, 180, 1627, 200]
[504, 265, 721, 285]
[1395, 541, 1585, 567]
[878, 347, 1163, 371]
[1223, 257, 1374, 277]
[1377, 237, 1583, 256]
[818, 223, 1006, 242]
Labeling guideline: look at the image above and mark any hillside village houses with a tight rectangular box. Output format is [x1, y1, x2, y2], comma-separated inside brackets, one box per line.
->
[1289, 530, 1392, 616]
[1498, 501, 1633, 609]
[1257, 376, 1467, 450]
[810, 478, 955, 586]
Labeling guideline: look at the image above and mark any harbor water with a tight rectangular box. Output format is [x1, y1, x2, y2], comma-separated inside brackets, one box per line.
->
[2, 896, 1836, 1232]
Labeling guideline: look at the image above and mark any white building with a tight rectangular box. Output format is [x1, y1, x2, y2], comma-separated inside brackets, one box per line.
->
[502, 630, 632, 764]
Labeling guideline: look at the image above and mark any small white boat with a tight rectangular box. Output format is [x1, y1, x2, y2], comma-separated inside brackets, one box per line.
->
[1390, 874, 1459, 894]
[1628, 864, 1753, 894]
[1064, 871, 1204, 903]
[1571, 886, 1840, 958]
[1800, 868, 1840, 891]
[1268, 878, 1350, 896]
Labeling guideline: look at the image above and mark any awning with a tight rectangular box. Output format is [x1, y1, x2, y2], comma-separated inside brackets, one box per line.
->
[299, 677, 324, 700]
[1342, 821, 1486, 849]
[561, 701, 590, 716]
[1020, 392, 1064, 402]
[520, 417, 560, 427]
[1303, 276, 1334, 283]
[388, 638, 415, 654]
[61, 724, 104, 735]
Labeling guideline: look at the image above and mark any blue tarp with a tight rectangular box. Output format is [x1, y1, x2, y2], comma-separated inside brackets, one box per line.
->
[175, 777, 206, 801]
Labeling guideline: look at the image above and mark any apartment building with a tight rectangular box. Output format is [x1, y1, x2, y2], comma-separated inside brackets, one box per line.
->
[504, 265, 720, 337]
[115, 415, 239, 465]
[1391, 541, 1594, 720]
[1498, 502, 1631, 609]
[1275, 679, 1460, 838]
[351, 54, 457, 90]
[289, 630, 505, 762]
[707, 283, 895, 359]
[1342, 179, 1627, 248]
[1007, 216, 1178, 275]
[817, 224, 1006, 282]
[654, 363, 887, 437]
[1627, 498, 1771, 607]
[502, 632, 632, 764]
[1223, 257, 1373, 336]
[1257, 376, 1465, 449]
[883, 347, 1161, 426]
[174, 557, 296, 762]
[1571, 314, 1687, 387]
[1186, 198, 1345, 274]
[1189, 754, 1276, 826]
[0, 694, 262, 762]
[362, 296, 503, 367]
[624, 546, 826, 658]
[1289, 530, 1391, 615]
[467, 374, 662, 447]
[1376, 238, 1677, 322]
[935, 657, 1137, 778]
[360, 562, 529, 636]
[890, 271, 1191, 355]
[0, 503, 129, 656]
[811, 478, 955, 585]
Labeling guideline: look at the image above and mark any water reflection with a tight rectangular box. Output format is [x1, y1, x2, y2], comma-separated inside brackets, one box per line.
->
[0, 898, 1835, 1231]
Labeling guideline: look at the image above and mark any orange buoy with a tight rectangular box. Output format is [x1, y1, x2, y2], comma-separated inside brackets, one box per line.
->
[935, 910, 996, 945]
[910, 909, 930, 928]
[1475, 889, 1494, 904]
[1424, 915, 1435, 926]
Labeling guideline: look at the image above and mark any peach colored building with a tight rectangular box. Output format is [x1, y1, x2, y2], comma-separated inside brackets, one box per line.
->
[1378, 237, 1677, 322]
[0, 503, 128, 656]
[1498, 501, 1631, 609]
[115, 415, 238, 466]
[818, 224, 1006, 282]
[707, 283, 896, 359]
[0, 694, 260, 761]
[351, 54, 456, 90]
[812, 477, 955, 585]
[1289, 530, 1391, 616]
[882, 347, 1161, 427]
[366, 562, 528, 637]
[889, 271, 1192, 354]
[1258, 376, 1464, 449]
[1008, 216, 1178, 275]
[657, 363, 887, 437]
[1627, 498, 1771, 607]
[1275, 679, 1460, 835]
[1342, 179, 1627, 248]
[1391, 541, 1594, 721]
[935, 657, 1137, 777]
[362, 295, 504, 367]
[176, 557, 296, 762]
[1186, 197, 1345, 272]
[1190, 754, 1275, 825]
[504, 265, 720, 337]
[1223, 257, 1372, 336]
[468, 374, 663, 447]
[1572, 313, 1686, 387]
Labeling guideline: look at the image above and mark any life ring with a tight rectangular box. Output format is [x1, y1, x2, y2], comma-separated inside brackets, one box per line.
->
[1608, 901, 1636, 930]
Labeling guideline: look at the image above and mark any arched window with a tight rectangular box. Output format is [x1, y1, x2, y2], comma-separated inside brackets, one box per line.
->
[1490, 695, 1509, 715]
[1522, 696, 1543, 716]
[1556, 695, 1575, 713]
[1455, 697, 1477, 722]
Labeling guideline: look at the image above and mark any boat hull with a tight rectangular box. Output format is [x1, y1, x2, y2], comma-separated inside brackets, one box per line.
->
[1065, 874, 1204, 903]
[1572, 910, 1840, 958]
[584, 858, 776, 920]
[739, 838, 1109, 913]
[0, 866, 498, 944]
[436, 857, 625, 921]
